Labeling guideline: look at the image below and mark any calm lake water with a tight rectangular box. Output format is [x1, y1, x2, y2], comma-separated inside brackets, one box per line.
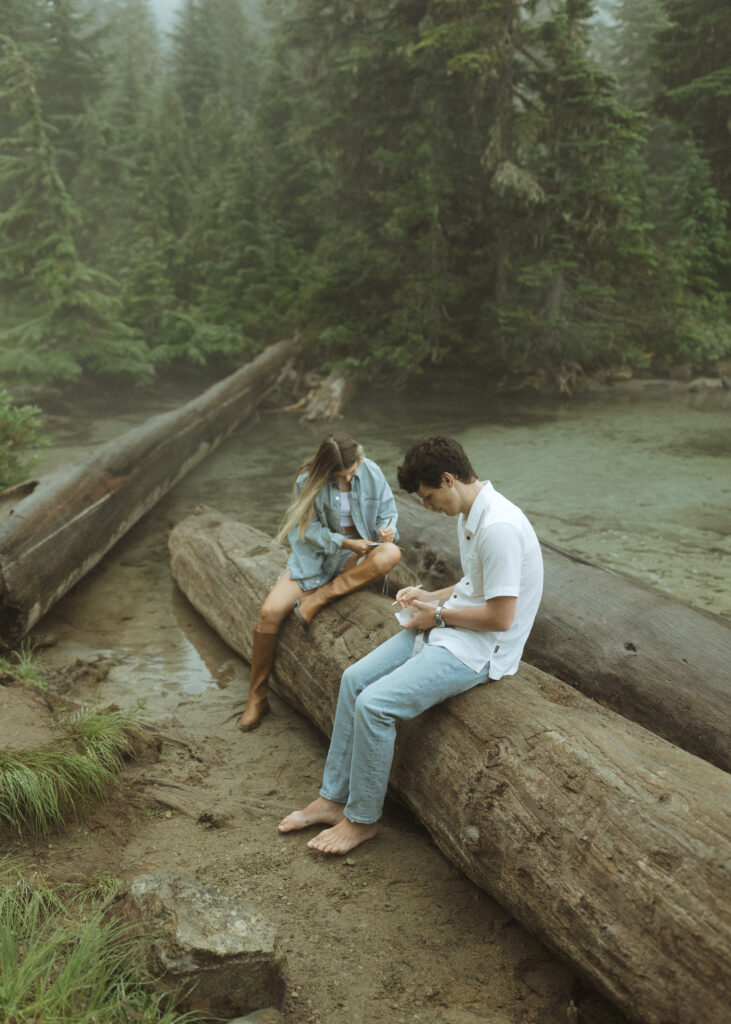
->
[35, 379, 730, 707]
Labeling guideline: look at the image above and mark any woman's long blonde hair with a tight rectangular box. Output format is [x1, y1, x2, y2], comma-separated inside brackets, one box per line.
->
[276, 433, 364, 543]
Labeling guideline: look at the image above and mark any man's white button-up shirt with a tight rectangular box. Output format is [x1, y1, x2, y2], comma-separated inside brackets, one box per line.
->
[426, 481, 544, 678]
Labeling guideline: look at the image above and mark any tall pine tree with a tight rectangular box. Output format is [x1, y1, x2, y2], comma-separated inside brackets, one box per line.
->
[0, 35, 151, 382]
[654, 0, 731, 212]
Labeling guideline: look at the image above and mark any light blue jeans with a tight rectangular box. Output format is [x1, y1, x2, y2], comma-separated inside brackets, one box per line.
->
[319, 629, 490, 824]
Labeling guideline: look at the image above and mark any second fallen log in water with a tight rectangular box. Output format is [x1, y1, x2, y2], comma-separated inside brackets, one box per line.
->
[390, 492, 731, 772]
[168, 508, 731, 1024]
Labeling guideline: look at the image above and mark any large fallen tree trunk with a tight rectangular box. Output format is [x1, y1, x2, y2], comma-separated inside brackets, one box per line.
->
[0, 339, 295, 648]
[390, 493, 731, 773]
[169, 509, 730, 1024]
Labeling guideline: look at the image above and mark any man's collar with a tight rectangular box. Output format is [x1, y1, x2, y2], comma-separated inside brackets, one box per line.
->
[463, 481, 493, 533]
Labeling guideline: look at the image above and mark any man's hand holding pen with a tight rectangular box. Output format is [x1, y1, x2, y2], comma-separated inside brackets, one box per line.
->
[392, 584, 438, 630]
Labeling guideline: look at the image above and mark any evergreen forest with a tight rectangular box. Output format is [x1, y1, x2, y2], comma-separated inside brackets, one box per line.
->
[1, 0, 729, 389]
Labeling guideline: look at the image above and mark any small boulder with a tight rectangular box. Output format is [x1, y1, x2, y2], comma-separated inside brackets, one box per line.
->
[112, 874, 287, 1019]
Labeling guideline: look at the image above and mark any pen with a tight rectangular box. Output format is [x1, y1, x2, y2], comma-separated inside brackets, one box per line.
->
[376, 518, 393, 546]
[392, 582, 423, 605]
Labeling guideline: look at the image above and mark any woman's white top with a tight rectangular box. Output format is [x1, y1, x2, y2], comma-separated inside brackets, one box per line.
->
[339, 490, 354, 530]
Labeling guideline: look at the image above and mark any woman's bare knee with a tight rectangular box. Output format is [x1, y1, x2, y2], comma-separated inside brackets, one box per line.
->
[257, 601, 287, 631]
[376, 542, 401, 571]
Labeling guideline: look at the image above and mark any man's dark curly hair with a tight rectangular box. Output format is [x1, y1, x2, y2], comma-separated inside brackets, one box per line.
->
[397, 436, 478, 492]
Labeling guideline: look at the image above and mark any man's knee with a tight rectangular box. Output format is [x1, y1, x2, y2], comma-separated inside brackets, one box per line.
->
[354, 687, 391, 724]
[341, 662, 365, 697]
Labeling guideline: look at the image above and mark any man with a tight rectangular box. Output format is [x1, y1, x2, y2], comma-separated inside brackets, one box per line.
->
[278, 436, 543, 855]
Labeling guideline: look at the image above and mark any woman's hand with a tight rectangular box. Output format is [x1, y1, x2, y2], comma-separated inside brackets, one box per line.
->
[344, 537, 377, 556]
[395, 586, 430, 607]
[378, 526, 395, 543]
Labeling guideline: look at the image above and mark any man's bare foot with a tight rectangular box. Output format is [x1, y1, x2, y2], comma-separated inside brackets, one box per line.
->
[306, 818, 378, 855]
[278, 796, 345, 833]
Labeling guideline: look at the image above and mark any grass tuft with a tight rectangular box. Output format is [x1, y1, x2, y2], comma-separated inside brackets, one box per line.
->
[0, 868, 198, 1024]
[0, 641, 46, 689]
[75, 873, 123, 906]
[0, 708, 139, 836]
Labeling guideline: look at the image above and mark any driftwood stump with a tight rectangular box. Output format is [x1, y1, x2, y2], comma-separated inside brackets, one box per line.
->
[389, 492, 731, 773]
[0, 339, 295, 648]
[278, 371, 351, 421]
[168, 509, 731, 1024]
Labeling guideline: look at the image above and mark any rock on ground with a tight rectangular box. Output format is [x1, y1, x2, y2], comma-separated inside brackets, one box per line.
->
[111, 874, 287, 1019]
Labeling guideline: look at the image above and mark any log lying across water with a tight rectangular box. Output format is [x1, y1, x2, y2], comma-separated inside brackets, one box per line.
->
[169, 509, 731, 1024]
[391, 493, 731, 773]
[0, 339, 295, 648]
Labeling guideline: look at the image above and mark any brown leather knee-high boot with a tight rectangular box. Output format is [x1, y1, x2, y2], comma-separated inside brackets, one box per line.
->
[293, 550, 387, 627]
[237, 628, 277, 731]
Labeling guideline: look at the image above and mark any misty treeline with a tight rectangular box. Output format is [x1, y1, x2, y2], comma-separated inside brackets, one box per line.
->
[0, 0, 728, 389]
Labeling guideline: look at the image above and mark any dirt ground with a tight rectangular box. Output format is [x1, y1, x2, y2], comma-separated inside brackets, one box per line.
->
[5, 648, 629, 1024]
[1, 399, 656, 1024]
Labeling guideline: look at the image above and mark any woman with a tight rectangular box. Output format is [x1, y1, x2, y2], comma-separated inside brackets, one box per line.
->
[238, 433, 401, 731]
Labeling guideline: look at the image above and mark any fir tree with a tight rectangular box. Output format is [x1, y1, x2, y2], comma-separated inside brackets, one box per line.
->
[0, 35, 151, 382]
[514, 0, 660, 366]
[605, 0, 669, 110]
[33, 0, 106, 185]
[170, 0, 258, 139]
[654, 0, 731, 211]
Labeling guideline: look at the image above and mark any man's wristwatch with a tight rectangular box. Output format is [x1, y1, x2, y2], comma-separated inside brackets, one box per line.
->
[433, 605, 446, 628]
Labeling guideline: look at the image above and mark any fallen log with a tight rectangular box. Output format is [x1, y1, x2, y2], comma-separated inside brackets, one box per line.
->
[168, 509, 731, 1024]
[0, 339, 295, 649]
[390, 492, 731, 773]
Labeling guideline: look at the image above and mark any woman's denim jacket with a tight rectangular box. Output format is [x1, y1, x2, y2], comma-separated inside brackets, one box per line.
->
[285, 458, 399, 588]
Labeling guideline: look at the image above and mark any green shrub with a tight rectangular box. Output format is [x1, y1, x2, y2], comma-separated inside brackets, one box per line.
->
[0, 388, 47, 490]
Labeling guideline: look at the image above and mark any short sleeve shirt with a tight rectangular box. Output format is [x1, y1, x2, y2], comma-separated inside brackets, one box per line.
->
[426, 482, 544, 678]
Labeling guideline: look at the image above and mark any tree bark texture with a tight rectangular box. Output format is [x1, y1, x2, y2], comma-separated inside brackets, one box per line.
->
[390, 493, 731, 773]
[168, 509, 731, 1024]
[0, 339, 295, 648]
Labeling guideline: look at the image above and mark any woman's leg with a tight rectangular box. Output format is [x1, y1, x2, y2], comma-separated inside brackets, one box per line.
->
[238, 572, 304, 731]
[294, 543, 402, 626]
[257, 571, 306, 633]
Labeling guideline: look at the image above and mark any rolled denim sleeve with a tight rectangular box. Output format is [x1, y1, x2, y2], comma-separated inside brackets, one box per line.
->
[375, 477, 399, 542]
[289, 478, 343, 556]
[298, 514, 343, 554]
[351, 460, 399, 542]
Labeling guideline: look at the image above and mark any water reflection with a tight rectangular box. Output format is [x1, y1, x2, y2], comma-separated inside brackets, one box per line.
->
[34, 384, 729, 708]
